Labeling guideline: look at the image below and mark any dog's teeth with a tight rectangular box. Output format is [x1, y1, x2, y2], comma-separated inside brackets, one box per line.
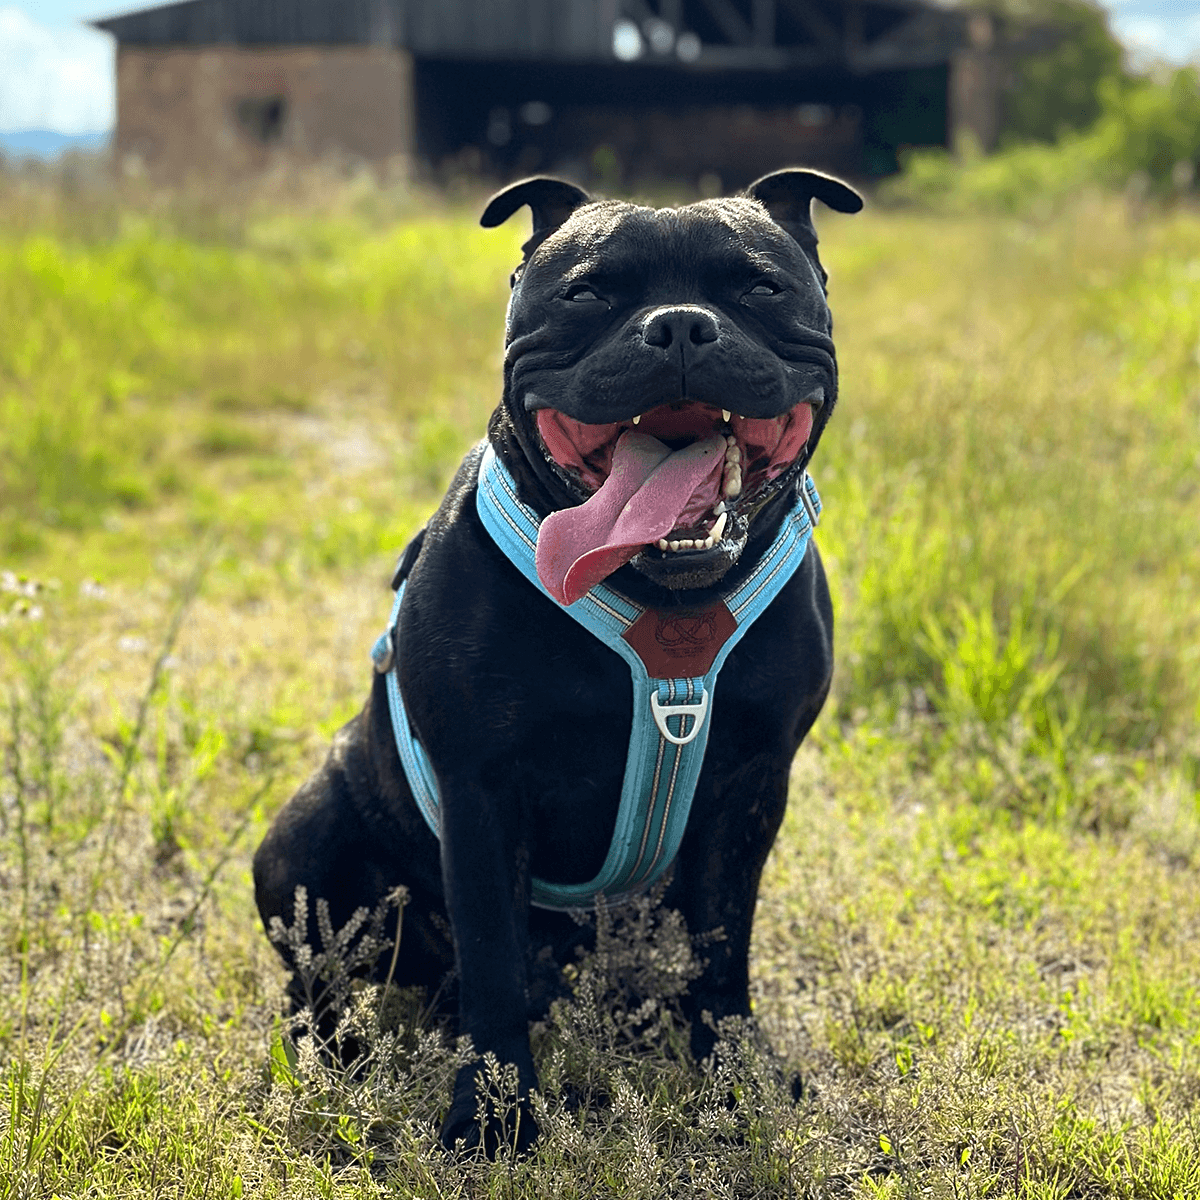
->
[703, 535, 714, 549]
[680, 539, 694, 549]
[724, 468, 742, 498]
[669, 540, 681, 551]
[725, 444, 741, 465]
[711, 511, 728, 541]
[714, 500, 726, 516]
[632, 414, 641, 425]
[721, 409, 731, 423]
[658, 538, 669, 551]
[725, 434, 737, 448]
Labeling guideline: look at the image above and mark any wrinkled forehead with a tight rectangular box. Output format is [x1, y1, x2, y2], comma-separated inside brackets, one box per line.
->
[525, 198, 806, 285]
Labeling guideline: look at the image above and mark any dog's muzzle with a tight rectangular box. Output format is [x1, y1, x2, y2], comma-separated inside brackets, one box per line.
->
[531, 397, 819, 604]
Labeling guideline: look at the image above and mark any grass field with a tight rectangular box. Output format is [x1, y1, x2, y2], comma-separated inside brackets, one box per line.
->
[2, 180, 1199, 1197]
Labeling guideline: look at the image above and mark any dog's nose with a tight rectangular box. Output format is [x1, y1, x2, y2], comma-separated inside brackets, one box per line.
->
[641, 306, 720, 352]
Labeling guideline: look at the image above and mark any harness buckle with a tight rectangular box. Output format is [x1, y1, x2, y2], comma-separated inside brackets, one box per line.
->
[650, 688, 709, 746]
[371, 629, 394, 674]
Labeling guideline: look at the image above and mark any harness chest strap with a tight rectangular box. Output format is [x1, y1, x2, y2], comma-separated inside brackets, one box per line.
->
[373, 444, 821, 912]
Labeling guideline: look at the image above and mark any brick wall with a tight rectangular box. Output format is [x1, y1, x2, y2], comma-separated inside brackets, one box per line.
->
[115, 45, 414, 182]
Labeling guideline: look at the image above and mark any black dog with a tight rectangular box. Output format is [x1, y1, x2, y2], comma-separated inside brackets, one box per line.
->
[253, 169, 862, 1152]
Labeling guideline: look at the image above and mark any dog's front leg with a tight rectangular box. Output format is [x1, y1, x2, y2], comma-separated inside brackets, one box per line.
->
[437, 771, 539, 1155]
[675, 758, 792, 1064]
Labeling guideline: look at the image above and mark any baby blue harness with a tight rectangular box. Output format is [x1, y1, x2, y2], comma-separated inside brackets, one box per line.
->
[372, 444, 822, 911]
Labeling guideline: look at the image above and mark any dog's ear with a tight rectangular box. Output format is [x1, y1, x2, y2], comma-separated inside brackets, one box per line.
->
[481, 177, 592, 272]
[746, 169, 863, 286]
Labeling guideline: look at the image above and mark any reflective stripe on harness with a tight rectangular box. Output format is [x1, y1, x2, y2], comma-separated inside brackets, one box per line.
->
[372, 443, 822, 912]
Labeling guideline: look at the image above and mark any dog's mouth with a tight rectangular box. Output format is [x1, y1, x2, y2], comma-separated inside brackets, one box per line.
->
[532, 399, 816, 605]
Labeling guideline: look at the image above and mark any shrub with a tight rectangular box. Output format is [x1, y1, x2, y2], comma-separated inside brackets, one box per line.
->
[885, 66, 1200, 212]
[1091, 68, 1200, 192]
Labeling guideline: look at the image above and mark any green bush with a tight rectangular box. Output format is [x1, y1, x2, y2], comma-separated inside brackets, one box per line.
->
[882, 137, 1103, 213]
[886, 65, 1200, 212]
[1091, 68, 1200, 191]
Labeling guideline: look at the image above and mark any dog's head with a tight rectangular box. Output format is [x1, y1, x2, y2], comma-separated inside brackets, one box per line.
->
[481, 170, 862, 605]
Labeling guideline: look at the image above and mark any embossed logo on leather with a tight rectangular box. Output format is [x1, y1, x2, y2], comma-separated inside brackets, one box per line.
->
[622, 602, 737, 679]
[655, 611, 718, 654]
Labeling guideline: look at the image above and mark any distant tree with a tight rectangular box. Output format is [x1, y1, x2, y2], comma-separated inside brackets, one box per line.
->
[1092, 67, 1200, 190]
[991, 0, 1125, 144]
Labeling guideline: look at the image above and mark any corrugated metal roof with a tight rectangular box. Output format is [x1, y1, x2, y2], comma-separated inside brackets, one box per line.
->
[92, 0, 403, 46]
[92, 0, 620, 58]
[92, 0, 964, 65]
[405, 0, 618, 58]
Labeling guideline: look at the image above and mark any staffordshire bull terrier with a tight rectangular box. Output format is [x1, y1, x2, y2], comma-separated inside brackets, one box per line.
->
[253, 169, 862, 1153]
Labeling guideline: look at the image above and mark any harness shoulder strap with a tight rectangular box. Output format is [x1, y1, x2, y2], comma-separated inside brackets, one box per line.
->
[374, 446, 821, 911]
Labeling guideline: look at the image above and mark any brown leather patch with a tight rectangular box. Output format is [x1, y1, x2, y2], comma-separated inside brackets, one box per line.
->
[622, 602, 738, 679]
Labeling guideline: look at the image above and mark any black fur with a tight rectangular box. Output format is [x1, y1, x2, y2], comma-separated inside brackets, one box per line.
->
[253, 171, 861, 1154]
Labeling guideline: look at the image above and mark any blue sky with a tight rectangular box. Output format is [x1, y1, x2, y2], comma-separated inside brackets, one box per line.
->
[2, 0, 1199, 134]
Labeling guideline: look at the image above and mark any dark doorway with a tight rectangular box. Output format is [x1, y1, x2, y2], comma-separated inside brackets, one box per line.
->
[235, 95, 288, 144]
[412, 57, 948, 184]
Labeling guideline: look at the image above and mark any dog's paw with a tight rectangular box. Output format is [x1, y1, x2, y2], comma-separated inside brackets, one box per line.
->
[440, 1061, 540, 1157]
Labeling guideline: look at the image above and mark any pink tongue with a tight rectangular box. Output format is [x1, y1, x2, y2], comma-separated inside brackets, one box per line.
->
[536, 431, 725, 605]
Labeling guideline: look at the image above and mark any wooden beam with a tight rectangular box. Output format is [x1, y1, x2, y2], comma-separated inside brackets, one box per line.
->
[776, 0, 841, 50]
[751, 0, 775, 47]
[847, 7, 964, 71]
[688, 42, 830, 68]
[658, 0, 684, 28]
[845, 0, 862, 51]
[620, 0, 656, 22]
[696, 0, 753, 46]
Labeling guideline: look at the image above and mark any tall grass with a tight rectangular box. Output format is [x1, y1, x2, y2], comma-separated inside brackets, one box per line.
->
[1, 182, 1198, 1195]
[0, 188, 514, 563]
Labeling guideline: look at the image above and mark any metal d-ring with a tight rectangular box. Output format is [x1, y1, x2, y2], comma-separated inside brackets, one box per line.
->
[650, 688, 709, 745]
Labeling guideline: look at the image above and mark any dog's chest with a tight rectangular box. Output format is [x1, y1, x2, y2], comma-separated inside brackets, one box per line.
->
[401, 566, 808, 889]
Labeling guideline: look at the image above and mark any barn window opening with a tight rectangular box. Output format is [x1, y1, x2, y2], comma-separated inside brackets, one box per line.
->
[235, 96, 287, 143]
[486, 107, 512, 146]
[796, 104, 834, 127]
[612, 19, 643, 61]
[643, 17, 675, 55]
[519, 100, 552, 126]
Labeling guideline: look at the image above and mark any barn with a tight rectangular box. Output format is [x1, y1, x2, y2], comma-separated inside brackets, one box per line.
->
[92, 0, 995, 186]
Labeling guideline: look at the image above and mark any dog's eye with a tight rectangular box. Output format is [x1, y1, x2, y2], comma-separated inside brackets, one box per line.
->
[564, 284, 602, 303]
[745, 281, 781, 298]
